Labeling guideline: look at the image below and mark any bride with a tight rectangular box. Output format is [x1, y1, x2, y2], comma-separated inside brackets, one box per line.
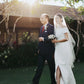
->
[52, 13, 76, 84]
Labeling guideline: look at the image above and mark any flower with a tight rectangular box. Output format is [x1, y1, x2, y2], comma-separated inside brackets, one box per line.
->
[48, 34, 56, 40]
[4, 55, 8, 59]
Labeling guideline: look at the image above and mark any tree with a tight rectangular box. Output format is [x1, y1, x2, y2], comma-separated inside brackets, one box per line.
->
[0, 0, 23, 46]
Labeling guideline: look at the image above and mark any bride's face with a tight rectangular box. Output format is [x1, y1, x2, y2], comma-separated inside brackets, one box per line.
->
[55, 16, 62, 25]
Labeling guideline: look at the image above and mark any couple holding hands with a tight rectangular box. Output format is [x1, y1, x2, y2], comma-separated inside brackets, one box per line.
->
[32, 13, 76, 84]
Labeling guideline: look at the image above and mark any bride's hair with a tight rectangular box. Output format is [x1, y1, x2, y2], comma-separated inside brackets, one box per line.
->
[56, 13, 63, 19]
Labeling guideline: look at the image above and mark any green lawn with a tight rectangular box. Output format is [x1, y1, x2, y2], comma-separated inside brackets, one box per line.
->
[0, 63, 84, 84]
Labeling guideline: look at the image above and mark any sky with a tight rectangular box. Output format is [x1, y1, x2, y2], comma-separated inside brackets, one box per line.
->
[0, 0, 84, 8]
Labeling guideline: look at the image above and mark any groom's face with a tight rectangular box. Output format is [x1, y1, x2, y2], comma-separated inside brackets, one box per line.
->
[40, 15, 48, 25]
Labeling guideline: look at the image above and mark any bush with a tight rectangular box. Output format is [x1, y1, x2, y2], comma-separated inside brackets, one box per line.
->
[0, 41, 38, 68]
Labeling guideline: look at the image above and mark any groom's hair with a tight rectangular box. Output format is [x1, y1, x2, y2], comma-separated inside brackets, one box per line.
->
[41, 13, 49, 21]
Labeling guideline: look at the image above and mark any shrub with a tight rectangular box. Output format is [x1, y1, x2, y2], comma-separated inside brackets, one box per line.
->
[0, 41, 38, 68]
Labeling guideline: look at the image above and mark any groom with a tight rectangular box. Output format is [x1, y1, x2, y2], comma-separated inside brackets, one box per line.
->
[32, 13, 56, 84]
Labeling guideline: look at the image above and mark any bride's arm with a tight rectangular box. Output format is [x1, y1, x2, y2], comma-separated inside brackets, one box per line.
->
[52, 33, 69, 43]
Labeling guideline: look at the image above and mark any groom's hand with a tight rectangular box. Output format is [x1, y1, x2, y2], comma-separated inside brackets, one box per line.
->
[39, 37, 44, 42]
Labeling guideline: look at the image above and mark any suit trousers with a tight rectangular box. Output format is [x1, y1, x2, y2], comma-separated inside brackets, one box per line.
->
[32, 48, 56, 84]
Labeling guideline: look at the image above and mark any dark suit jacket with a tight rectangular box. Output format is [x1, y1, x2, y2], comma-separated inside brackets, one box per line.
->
[38, 23, 55, 55]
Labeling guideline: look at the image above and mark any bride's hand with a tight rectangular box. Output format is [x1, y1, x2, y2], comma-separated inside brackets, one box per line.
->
[52, 39, 57, 43]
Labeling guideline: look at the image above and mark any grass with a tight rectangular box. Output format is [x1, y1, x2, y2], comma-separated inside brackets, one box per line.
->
[0, 62, 84, 84]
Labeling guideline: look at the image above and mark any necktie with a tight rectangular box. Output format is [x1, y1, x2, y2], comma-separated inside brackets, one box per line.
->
[42, 26, 45, 32]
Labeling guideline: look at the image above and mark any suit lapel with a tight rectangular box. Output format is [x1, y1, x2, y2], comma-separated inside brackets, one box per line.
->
[47, 23, 50, 31]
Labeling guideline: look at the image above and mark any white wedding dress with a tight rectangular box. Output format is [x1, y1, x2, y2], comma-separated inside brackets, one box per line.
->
[54, 27, 76, 84]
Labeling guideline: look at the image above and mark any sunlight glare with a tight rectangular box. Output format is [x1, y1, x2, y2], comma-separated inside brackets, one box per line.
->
[18, 0, 36, 5]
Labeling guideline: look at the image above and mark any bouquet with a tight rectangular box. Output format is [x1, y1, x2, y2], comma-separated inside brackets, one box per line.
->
[48, 34, 56, 40]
